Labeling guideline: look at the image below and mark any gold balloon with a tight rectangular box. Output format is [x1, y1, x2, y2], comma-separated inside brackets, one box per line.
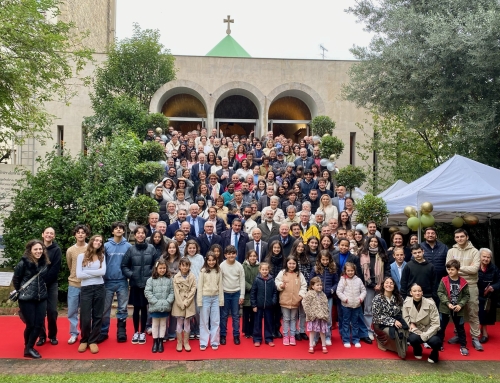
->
[420, 202, 434, 214]
[463, 214, 479, 225]
[329, 154, 336, 161]
[452, 217, 464, 228]
[323, 134, 330, 138]
[388, 226, 400, 234]
[404, 206, 417, 218]
[155, 127, 163, 135]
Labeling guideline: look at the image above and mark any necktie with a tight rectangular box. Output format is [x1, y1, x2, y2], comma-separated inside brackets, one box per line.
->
[199, 164, 202, 172]
[208, 235, 212, 244]
[303, 160, 306, 168]
[255, 242, 260, 261]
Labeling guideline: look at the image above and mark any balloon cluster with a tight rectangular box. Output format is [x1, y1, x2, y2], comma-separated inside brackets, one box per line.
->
[452, 214, 479, 228]
[404, 202, 435, 231]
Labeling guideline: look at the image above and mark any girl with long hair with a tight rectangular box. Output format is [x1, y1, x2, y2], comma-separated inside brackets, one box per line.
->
[76, 235, 106, 354]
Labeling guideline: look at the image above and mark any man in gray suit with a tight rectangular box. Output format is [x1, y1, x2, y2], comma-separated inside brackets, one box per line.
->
[245, 227, 269, 262]
[257, 209, 280, 242]
[331, 185, 347, 213]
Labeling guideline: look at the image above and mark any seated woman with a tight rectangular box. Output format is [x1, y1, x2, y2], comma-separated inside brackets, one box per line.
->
[478, 248, 500, 344]
[372, 276, 408, 359]
[402, 283, 441, 363]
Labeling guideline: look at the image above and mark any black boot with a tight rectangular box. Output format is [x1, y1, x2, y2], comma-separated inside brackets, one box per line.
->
[158, 338, 164, 353]
[152, 338, 158, 353]
[24, 347, 41, 359]
[117, 319, 127, 343]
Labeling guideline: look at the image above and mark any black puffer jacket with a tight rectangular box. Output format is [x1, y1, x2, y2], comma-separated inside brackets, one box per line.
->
[13, 256, 50, 301]
[250, 274, 278, 309]
[121, 242, 156, 288]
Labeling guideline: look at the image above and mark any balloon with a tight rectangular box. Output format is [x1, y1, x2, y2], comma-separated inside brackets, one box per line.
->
[351, 191, 362, 201]
[452, 216, 464, 228]
[398, 226, 410, 235]
[329, 154, 336, 161]
[145, 182, 156, 192]
[158, 160, 167, 168]
[420, 202, 434, 214]
[389, 226, 400, 234]
[420, 213, 435, 227]
[463, 214, 479, 225]
[155, 128, 163, 135]
[128, 221, 137, 231]
[320, 159, 329, 166]
[407, 217, 420, 231]
[375, 230, 381, 238]
[327, 162, 335, 171]
[334, 168, 339, 174]
[312, 135, 321, 142]
[356, 224, 368, 234]
[404, 206, 417, 218]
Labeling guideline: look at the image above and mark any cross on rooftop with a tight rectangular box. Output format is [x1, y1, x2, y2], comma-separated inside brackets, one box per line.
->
[224, 15, 234, 35]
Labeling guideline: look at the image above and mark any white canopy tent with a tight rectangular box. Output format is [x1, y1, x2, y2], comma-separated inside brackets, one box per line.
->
[377, 179, 408, 199]
[383, 155, 500, 224]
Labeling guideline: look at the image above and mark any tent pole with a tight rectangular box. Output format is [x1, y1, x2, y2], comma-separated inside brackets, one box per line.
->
[417, 210, 421, 242]
[488, 214, 495, 264]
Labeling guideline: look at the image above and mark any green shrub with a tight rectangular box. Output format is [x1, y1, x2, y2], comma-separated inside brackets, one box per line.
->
[126, 195, 159, 226]
[139, 141, 165, 162]
[355, 194, 390, 227]
[335, 165, 367, 192]
[311, 115, 336, 136]
[320, 135, 344, 159]
[133, 162, 164, 186]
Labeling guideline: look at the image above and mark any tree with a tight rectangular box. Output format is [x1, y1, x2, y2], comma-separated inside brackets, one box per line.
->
[355, 194, 390, 227]
[356, 109, 454, 194]
[343, 0, 500, 168]
[0, 0, 92, 159]
[335, 165, 366, 194]
[85, 24, 176, 140]
[319, 135, 344, 160]
[310, 116, 336, 137]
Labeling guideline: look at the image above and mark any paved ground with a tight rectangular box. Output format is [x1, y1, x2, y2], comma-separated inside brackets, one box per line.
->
[0, 358, 499, 377]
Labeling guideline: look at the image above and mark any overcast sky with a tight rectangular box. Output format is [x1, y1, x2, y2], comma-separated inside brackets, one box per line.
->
[116, 0, 372, 60]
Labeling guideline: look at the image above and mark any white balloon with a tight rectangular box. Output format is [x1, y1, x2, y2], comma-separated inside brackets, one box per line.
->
[375, 230, 381, 238]
[128, 221, 137, 231]
[327, 162, 335, 171]
[145, 182, 156, 192]
[320, 159, 329, 166]
[158, 160, 167, 167]
[398, 226, 410, 235]
[334, 168, 340, 174]
[356, 224, 368, 234]
[351, 191, 361, 200]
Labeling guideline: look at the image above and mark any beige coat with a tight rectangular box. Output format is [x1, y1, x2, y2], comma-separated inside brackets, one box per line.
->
[402, 297, 440, 342]
[275, 270, 307, 309]
[172, 272, 197, 318]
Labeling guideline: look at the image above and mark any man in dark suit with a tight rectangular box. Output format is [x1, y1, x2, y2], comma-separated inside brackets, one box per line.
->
[180, 221, 198, 243]
[191, 152, 212, 182]
[257, 185, 275, 212]
[220, 218, 249, 263]
[294, 148, 315, 170]
[257, 209, 280, 243]
[245, 227, 268, 263]
[269, 224, 296, 257]
[166, 209, 195, 238]
[197, 221, 223, 257]
[187, 204, 206, 237]
[144, 212, 159, 238]
[205, 206, 227, 234]
[216, 157, 235, 191]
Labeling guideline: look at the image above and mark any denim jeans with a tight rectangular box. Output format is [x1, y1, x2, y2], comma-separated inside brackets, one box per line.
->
[101, 279, 129, 336]
[220, 292, 240, 337]
[200, 295, 220, 346]
[281, 307, 298, 337]
[80, 284, 105, 344]
[326, 297, 334, 340]
[340, 305, 363, 344]
[67, 286, 81, 336]
[39, 282, 58, 339]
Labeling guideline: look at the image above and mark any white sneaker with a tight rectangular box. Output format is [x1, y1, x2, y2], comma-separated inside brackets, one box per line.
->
[326, 338, 332, 346]
[423, 342, 431, 349]
[139, 332, 146, 344]
[131, 332, 140, 344]
[354, 343, 361, 348]
[68, 335, 78, 345]
[146, 327, 152, 335]
[368, 333, 374, 341]
[343, 343, 351, 348]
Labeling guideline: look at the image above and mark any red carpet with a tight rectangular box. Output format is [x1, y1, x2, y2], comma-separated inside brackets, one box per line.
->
[1, 315, 498, 361]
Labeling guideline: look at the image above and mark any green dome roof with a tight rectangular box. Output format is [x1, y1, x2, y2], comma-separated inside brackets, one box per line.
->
[206, 35, 251, 58]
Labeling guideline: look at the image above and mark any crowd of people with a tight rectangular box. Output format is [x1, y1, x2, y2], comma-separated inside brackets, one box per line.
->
[11, 127, 500, 362]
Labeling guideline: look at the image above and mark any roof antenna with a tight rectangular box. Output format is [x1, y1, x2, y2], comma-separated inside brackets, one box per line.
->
[319, 44, 328, 59]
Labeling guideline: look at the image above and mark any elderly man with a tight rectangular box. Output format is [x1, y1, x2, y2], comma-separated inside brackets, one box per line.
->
[166, 209, 195, 238]
[146, 221, 169, 243]
[283, 205, 300, 228]
[311, 211, 326, 231]
[299, 211, 320, 244]
[269, 223, 295, 257]
[332, 185, 347, 212]
[261, 196, 285, 224]
[227, 190, 249, 215]
[192, 152, 211, 182]
[257, 185, 275, 211]
[216, 157, 235, 190]
[294, 147, 314, 171]
[257, 209, 280, 243]
[245, 228, 268, 262]
[188, 203, 206, 237]
[205, 206, 226, 234]
[145, 212, 159, 238]
[197, 220, 223, 256]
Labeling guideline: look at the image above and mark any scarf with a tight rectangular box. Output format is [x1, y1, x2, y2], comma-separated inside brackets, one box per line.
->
[360, 250, 384, 287]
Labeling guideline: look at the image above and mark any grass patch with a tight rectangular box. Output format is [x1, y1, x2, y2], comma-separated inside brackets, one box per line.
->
[0, 371, 495, 383]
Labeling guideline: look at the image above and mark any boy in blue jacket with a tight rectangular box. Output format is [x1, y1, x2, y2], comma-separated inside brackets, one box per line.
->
[250, 262, 278, 347]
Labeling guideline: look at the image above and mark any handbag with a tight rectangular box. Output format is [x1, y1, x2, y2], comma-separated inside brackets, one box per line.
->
[9, 266, 47, 302]
[484, 297, 492, 312]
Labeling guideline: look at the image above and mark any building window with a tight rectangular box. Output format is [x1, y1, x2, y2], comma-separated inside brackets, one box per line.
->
[349, 132, 356, 165]
[82, 123, 88, 156]
[57, 125, 64, 155]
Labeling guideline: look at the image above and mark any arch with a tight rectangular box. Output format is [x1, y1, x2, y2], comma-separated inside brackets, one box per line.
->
[210, 81, 265, 116]
[149, 79, 210, 114]
[266, 82, 325, 118]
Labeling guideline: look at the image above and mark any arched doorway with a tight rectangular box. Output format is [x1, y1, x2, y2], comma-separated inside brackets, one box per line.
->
[268, 96, 311, 142]
[162, 94, 207, 134]
[214, 95, 259, 137]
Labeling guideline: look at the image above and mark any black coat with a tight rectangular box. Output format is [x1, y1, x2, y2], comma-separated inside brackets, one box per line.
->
[197, 233, 223, 257]
[265, 253, 284, 278]
[121, 243, 156, 288]
[250, 275, 278, 309]
[400, 259, 436, 300]
[220, 229, 249, 263]
[268, 234, 296, 257]
[44, 242, 61, 286]
[13, 256, 50, 301]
